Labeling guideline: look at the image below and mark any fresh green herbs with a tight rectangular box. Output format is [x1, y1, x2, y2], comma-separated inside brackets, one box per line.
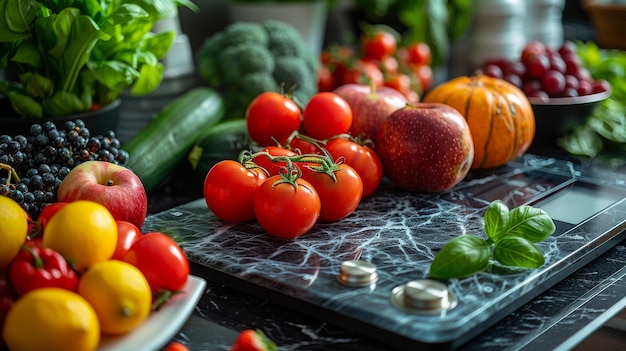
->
[558, 41, 626, 160]
[429, 200, 556, 279]
[0, 0, 197, 118]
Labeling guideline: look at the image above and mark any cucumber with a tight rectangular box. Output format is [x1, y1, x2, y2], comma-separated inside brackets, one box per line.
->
[123, 87, 225, 191]
[187, 119, 256, 177]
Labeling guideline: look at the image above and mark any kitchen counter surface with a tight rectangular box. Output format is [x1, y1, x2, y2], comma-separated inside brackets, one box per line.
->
[147, 145, 626, 351]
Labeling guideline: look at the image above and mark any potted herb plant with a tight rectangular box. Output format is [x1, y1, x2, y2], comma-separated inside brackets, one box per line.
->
[0, 0, 197, 133]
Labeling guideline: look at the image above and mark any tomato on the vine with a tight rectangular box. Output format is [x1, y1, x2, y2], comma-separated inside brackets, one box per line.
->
[325, 138, 383, 198]
[402, 42, 432, 66]
[361, 29, 397, 61]
[123, 232, 189, 292]
[112, 220, 141, 260]
[303, 92, 353, 140]
[203, 160, 268, 223]
[302, 164, 363, 222]
[317, 64, 335, 92]
[254, 175, 321, 239]
[340, 60, 384, 88]
[278, 133, 321, 155]
[384, 73, 415, 102]
[246, 92, 302, 147]
[252, 146, 298, 177]
[411, 64, 434, 93]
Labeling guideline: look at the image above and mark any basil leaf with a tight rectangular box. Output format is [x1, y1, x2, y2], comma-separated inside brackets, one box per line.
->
[506, 205, 556, 243]
[0, 0, 37, 41]
[429, 235, 491, 279]
[493, 236, 545, 268]
[483, 200, 509, 244]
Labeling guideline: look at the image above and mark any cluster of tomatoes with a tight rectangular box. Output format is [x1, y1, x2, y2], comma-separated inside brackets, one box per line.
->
[203, 91, 383, 239]
[1, 197, 190, 349]
[317, 25, 434, 103]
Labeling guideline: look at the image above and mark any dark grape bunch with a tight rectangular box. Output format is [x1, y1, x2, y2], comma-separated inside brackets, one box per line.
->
[480, 40, 610, 102]
[0, 119, 128, 219]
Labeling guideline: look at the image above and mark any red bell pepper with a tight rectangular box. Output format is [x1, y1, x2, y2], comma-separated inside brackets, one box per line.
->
[8, 244, 78, 296]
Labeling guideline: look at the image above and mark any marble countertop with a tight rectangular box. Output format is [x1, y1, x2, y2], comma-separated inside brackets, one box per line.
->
[146, 146, 626, 350]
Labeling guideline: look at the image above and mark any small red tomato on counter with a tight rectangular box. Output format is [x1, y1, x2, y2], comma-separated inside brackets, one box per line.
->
[164, 341, 190, 351]
[303, 92, 353, 140]
[8, 244, 79, 296]
[324, 137, 383, 199]
[254, 175, 321, 239]
[246, 92, 302, 147]
[203, 160, 268, 223]
[301, 163, 363, 222]
[231, 329, 277, 351]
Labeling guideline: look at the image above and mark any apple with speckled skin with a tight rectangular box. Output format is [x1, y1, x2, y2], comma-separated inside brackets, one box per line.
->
[57, 160, 148, 228]
[376, 103, 474, 192]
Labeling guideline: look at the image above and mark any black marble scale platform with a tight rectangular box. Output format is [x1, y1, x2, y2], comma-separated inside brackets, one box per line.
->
[146, 153, 626, 350]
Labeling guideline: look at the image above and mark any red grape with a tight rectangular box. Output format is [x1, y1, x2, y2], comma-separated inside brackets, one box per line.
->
[526, 55, 550, 79]
[542, 70, 565, 97]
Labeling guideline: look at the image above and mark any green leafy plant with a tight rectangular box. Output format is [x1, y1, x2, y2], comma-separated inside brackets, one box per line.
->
[429, 200, 556, 279]
[558, 41, 626, 161]
[0, 0, 197, 118]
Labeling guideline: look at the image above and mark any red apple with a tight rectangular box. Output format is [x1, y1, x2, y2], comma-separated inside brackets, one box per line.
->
[333, 83, 409, 144]
[57, 160, 148, 228]
[376, 103, 474, 192]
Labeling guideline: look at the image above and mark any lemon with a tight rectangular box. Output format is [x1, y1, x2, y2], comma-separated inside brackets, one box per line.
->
[0, 195, 28, 276]
[78, 259, 152, 335]
[3, 287, 100, 351]
[43, 200, 118, 272]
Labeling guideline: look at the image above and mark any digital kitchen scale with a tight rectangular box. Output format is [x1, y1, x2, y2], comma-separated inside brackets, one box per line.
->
[143, 154, 626, 350]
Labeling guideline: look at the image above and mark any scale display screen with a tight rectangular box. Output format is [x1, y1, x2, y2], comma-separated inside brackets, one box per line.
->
[538, 183, 625, 225]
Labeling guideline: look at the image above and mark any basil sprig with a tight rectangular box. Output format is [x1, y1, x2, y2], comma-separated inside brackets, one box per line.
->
[429, 200, 556, 279]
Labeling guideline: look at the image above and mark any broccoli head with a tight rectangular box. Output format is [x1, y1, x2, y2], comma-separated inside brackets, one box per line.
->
[218, 44, 275, 85]
[221, 21, 269, 47]
[197, 20, 319, 119]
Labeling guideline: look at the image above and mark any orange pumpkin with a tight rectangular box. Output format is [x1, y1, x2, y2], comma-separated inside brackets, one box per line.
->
[423, 74, 535, 169]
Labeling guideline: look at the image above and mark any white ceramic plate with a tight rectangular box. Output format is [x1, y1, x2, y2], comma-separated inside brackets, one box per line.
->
[98, 275, 207, 351]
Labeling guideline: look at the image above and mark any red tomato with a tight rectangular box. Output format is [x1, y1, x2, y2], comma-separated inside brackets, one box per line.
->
[361, 29, 397, 60]
[403, 42, 432, 66]
[379, 55, 399, 75]
[325, 138, 383, 198]
[278, 133, 322, 155]
[340, 60, 384, 88]
[112, 220, 141, 260]
[384, 73, 414, 100]
[246, 92, 302, 147]
[252, 146, 298, 177]
[302, 164, 363, 221]
[303, 92, 353, 140]
[254, 175, 321, 239]
[317, 64, 336, 92]
[123, 232, 190, 292]
[203, 160, 268, 223]
[37, 202, 69, 230]
[412, 64, 434, 93]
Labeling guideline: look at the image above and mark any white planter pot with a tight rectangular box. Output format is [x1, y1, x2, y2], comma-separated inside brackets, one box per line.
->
[228, 1, 328, 57]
